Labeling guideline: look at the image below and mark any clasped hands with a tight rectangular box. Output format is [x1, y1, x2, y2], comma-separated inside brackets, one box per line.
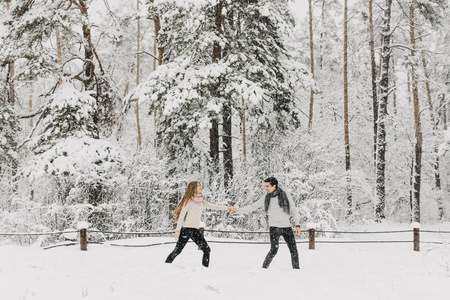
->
[227, 205, 300, 234]
[228, 205, 237, 213]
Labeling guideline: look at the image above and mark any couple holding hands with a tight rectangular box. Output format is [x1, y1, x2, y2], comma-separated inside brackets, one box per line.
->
[165, 177, 301, 269]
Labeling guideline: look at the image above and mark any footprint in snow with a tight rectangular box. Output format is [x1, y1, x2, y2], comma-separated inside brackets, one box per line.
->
[206, 285, 220, 293]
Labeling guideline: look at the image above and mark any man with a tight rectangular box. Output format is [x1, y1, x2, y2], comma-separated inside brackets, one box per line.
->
[237, 177, 301, 269]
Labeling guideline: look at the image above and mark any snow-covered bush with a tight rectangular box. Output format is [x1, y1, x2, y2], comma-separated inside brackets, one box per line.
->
[256, 128, 359, 229]
[0, 196, 55, 246]
[120, 148, 175, 231]
[18, 81, 126, 230]
[29, 81, 99, 154]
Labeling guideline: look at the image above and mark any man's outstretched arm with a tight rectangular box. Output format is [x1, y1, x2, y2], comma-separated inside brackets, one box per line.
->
[237, 194, 265, 213]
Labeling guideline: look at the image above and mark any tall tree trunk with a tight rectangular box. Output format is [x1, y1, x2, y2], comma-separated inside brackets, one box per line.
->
[55, 0, 63, 85]
[441, 81, 448, 132]
[375, 0, 393, 222]
[136, 0, 142, 147]
[237, 13, 246, 161]
[150, 0, 163, 146]
[5, 0, 18, 195]
[392, 64, 397, 117]
[406, 73, 412, 105]
[419, 36, 442, 219]
[369, 0, 378, 167]
[409, 153, 414, 222]
[149, 0, 163, 65]
[223, 106, 233, 187]
[4, 1, 14, 104]
[391, 58, 398, 142]
[443, 71, 449, 131]
[242, 97, 247, 160]
[55, 0, 63, 66]
[56, 25, 63, 63]
[6, 62, 14, 105]
[410, 4, 422, 223]
[443, 74, 449, 219]
[79, 1, 95, 92]
[209, 2, 222, 172]
[343, 0, 352, 214]
[319, 0, 325, 70]
[389, 57, 397, 114]
[154, 18, 163, 66]
[29, 81, 34, 128]
[153, 15, 158, 143]
[210, 120, 219, 170]
[308, 0, 315, 130]
[223, 7, 235, 188]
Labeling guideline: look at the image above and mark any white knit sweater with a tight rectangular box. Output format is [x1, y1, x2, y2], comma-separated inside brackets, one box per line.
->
[238, 191, 300, 228]
[176, 199, 228, 231]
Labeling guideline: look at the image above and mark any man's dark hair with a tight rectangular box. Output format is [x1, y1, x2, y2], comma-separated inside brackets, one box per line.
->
[264, 177, 278, 188]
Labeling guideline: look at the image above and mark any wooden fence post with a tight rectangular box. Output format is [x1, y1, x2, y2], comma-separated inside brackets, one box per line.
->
[413, 227, 420, 252]
[309, 228, 315, 250]
[80, 229, 87, 251]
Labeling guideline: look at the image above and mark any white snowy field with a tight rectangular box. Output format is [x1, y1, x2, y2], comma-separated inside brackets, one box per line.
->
[1, 229, 450, 300]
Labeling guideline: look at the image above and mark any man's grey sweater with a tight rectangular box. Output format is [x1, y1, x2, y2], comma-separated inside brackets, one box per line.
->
[238, 191, 300, 227]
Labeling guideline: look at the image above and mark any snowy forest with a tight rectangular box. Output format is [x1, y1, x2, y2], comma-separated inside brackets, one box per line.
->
[1, 0, 450, 242]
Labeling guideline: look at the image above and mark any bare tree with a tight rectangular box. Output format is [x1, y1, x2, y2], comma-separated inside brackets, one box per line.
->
[4, 1, 15, 105]
[343, 0, 352, 214]
[319, 0, 325, 70]
[150, 0, 163, 142]
[136, 0, 142, 147]
[242, 97, 247, 160]
[210, 1, 222, 172]
[419, 35, 443, 219]
[223, 6, 234, 188]
[375, 0, 394, 222]
[238, 14, 246, 162]
[308, 0, 315, 130]
[369, 0, 378, 167]
[409, 3, 422, 223]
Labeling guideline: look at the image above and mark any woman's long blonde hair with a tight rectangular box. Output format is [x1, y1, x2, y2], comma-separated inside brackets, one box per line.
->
[173, 181, 201, 222]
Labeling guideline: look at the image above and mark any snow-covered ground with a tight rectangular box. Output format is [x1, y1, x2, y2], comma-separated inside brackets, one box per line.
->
[1, 227, 450, 300]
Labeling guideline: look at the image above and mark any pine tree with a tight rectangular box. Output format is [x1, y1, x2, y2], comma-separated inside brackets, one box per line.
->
[25, 81, 122, 205]
[29, 81, 99, 155]
[0, 0, 120, 137]
[127, 0, 306, 176]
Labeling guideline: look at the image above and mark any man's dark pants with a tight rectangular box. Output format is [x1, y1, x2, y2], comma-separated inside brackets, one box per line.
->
[263, 227, 299, 269]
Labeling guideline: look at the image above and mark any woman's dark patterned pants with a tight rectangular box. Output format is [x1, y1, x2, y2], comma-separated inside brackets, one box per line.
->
[165, 227, 211, 267]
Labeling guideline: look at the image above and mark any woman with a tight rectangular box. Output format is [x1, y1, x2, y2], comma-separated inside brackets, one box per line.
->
[165, 181, 236, 267]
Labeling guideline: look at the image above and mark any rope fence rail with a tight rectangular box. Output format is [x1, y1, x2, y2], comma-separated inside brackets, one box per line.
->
[1, 227, 449, 251]
[0, 230, 78, 236]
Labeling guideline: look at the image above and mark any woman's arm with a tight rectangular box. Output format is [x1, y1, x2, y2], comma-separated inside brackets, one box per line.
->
[204, 199, 236, 212]
[204, 199, 228, 211]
